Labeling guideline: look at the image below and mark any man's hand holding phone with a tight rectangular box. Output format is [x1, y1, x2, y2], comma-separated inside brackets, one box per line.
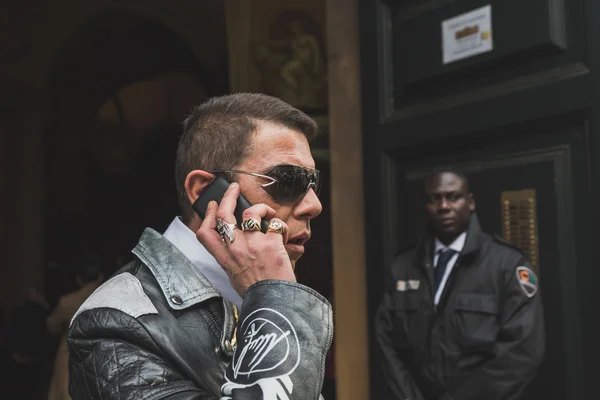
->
[195, 182, 296, 297]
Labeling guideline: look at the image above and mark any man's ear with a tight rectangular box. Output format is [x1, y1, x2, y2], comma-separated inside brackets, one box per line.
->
[184, 170, 215, 208]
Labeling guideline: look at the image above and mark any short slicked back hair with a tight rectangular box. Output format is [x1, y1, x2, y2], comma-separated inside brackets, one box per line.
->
[175, 93, 318, 222]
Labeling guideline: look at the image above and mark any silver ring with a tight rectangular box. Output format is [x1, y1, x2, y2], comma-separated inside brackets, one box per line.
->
[241, 218, 261, 232]
[216, 218, 237, 245]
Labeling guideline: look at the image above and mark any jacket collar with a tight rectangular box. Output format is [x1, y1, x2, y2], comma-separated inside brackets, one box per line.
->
[461, 213, 483, 256]
[132, 228, 221, 310]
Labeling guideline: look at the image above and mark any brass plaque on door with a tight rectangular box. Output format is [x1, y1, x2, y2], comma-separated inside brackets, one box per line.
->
[501, 189, 539, 274]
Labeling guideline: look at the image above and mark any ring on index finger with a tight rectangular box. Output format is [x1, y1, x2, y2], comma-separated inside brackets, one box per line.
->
[241, 218, 261, 232]
[216, 218, 237, 245]
[266, 220, 284, 235]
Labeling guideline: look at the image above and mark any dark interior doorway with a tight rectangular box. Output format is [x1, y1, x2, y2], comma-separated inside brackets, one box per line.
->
[359, 1, 596, 398]
[44, 12, 228, 303]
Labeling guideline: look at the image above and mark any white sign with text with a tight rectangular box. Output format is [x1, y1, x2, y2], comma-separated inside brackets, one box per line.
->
[442, 5, 493, 64]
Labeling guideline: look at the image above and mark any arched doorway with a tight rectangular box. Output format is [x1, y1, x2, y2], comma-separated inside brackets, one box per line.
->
[44, 11, 228, 301]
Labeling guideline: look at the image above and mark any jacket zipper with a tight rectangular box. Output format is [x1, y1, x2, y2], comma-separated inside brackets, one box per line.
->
[435, 259, 461, 316]
[221, 299, 238, 354]
[206, 305, 223, 340]
[427, 260, 462, 393]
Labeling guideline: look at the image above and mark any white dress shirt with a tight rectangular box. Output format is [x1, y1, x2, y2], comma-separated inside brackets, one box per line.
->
[433, 231, 467, 305]
[163, 217, 243, 308]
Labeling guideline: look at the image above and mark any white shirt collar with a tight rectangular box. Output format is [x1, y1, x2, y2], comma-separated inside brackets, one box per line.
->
[162, 217, 242, 308]
[434, 231, 467, 255]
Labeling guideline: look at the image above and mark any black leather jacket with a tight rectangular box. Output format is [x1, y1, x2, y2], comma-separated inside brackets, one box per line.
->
[68, 228, 333, 399]
[375, 215, 545, 400]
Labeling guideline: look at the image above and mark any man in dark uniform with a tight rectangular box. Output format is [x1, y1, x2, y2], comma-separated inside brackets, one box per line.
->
[375, 170, 545, 400]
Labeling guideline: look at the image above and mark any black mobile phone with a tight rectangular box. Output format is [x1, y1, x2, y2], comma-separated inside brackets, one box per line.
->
[192, 176, 269, 233]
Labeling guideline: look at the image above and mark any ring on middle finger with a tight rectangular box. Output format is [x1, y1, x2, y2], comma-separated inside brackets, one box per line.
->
[241, 218, 261, 232]
[216, 218, 237, 244]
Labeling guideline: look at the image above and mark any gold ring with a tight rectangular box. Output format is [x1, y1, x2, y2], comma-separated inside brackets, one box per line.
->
[241, 218, 261, 232]
[266, 220, 284, 234]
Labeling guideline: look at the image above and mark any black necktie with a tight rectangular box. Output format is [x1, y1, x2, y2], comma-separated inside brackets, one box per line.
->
[434, 249, 457, 294]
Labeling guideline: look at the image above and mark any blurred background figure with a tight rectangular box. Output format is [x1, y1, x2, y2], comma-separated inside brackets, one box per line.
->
[46, 255, 104, 400]
[5, 285, 51, 399]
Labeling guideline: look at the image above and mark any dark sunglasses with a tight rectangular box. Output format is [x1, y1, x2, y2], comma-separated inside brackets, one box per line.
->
[211, 165, 321, 202]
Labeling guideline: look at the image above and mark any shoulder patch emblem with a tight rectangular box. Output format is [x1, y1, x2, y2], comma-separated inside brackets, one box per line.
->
[515, 266, 538, 298]
[70, 272, 159, 326]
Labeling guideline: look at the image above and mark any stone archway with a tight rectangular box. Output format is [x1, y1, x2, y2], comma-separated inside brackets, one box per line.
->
[44, 11, 227, 300]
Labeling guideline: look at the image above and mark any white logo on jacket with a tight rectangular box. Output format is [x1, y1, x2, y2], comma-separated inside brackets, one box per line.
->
[220, 308, 300, 400]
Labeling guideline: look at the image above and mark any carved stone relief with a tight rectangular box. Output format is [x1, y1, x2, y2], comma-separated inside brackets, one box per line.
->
[225, 0, 327, 112]
[252, 10, 327, 110]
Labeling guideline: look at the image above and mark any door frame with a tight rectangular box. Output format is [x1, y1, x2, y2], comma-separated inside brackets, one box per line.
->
[326, 0, 370, 399]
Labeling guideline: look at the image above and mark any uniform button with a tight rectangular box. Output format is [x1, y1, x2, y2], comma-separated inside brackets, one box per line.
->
[215, 345, 220, 354]
[170, 295, 183, 305]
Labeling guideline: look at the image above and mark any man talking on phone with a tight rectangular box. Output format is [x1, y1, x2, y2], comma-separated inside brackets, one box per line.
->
[67, 93, 332, 399]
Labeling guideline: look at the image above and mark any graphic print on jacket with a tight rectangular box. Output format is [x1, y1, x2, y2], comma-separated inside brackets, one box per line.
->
[221, 308, 300, 400]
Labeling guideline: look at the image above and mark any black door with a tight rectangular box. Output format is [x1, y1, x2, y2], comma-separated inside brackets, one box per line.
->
[359, 1, 597, 399]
